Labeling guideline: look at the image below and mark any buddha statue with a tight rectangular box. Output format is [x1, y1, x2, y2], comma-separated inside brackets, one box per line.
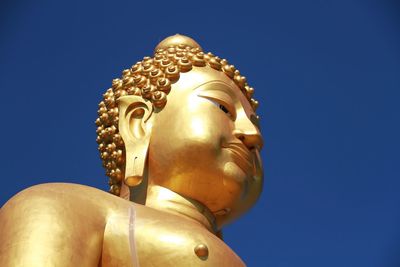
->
[0, 34, 263, 266]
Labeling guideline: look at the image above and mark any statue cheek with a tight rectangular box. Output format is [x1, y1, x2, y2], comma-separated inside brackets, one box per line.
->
[220, 162, 246, 204]
[223, 162, 247, 184]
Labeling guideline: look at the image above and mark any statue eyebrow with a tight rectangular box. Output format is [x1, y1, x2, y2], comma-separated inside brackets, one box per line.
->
[193, 80, 237, 101]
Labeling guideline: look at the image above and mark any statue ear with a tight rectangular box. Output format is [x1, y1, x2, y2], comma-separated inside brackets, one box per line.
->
[117, 95, 154, 189]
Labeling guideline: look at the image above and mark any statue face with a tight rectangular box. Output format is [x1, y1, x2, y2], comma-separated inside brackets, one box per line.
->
[147, 66, 263, 216]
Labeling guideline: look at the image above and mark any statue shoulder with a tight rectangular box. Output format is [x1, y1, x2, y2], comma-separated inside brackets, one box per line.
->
[0, 183, 129, 267]
[1, 183, 116, 216]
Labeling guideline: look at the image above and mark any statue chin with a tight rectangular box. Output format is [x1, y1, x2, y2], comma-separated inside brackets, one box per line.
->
[0, 34, 263, 267]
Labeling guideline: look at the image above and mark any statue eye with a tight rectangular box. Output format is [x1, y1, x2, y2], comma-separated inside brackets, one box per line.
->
[219, 104, 230, 114]
[216, 103, 233, 118]
[198, 94, 236, 120]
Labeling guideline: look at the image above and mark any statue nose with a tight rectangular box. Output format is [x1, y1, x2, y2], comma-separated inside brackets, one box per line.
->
[233, 115, 263, 150]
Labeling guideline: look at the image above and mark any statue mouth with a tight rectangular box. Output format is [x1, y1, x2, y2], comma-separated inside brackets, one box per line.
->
[223, 142, 254, 175]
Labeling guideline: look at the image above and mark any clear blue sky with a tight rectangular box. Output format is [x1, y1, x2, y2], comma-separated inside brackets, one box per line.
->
[1, 0, 399, 266]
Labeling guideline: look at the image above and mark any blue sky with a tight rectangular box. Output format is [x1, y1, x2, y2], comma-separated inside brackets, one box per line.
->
[1, 0, 399, 266]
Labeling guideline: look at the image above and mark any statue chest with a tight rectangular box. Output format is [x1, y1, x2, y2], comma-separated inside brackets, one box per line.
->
[101, 205, 245, 267]
[134, 212, 245, 267]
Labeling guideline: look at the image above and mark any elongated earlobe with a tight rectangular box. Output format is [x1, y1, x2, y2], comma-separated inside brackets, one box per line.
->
[117, 95, 154, 188]
[124, 137, 150, 186]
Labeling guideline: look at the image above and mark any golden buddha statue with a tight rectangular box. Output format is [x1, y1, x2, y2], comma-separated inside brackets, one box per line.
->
[0, 34, 263, 267]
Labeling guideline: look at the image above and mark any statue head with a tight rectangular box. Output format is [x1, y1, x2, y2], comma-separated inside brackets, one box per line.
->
[96, 34, 263, 228]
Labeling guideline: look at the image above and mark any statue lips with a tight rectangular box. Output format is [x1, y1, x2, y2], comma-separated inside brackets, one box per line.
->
[223, 142, 254, 176]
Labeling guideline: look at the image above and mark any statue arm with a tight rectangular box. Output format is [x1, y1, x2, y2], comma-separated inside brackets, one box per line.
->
[0, 184, 104, 267]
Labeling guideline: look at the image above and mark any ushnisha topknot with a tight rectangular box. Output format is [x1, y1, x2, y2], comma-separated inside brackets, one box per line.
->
[154, 34, 203, 52]
[96, 34, 259, 196]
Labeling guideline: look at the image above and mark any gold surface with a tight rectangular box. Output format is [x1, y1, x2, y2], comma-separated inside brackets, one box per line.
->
[0, 34, 263, 266]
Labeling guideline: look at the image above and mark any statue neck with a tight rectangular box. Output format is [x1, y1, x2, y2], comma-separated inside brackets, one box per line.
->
[145, 185, 218, 234]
